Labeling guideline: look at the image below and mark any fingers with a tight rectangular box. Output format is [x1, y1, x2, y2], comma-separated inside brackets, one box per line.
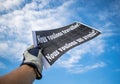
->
[27, 45, 34, 50]
[38, 48, 44, 58]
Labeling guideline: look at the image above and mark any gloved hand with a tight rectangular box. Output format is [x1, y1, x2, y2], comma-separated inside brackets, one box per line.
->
[21, 45, 43, 79]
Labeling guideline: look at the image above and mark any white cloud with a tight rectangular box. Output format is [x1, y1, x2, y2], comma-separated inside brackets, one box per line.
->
[0, 43, 8, 53]
[24, 0, 50, 10]
[56, 35, 106, 73]
[68, 62, 106, 74]
[98, 0, 120, 21]
[0, 62, 6, 69]
[0, 0, 24, 14]
[0, 41, 27, 61]
[0, 0, 74, 61]
[55, 0, 119, 73]
[0, 0, 114, 74]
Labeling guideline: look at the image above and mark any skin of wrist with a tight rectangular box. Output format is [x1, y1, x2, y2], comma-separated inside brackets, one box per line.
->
[21, 65, 36, 79]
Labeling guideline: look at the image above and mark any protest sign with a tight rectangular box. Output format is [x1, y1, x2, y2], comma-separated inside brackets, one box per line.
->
[32, 22, 101, 68]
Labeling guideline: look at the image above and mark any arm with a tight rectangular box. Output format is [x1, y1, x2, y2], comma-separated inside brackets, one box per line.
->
[0, 45, 43, 84]
[0, 65, 36, 84]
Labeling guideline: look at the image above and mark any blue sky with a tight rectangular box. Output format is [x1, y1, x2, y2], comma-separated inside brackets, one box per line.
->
[0, 0, 120, 84]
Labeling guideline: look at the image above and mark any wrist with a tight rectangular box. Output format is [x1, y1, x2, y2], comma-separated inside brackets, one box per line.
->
[21, 63, 42, 79]
[20, 65, 36, 79]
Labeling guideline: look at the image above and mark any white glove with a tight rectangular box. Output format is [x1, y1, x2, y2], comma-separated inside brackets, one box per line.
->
[21, 45, 43, 79]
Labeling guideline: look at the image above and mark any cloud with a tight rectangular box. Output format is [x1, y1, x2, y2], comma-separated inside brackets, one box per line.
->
[0, 62, 6, 69]
[0, 0, 74, 61]
[0, 0, 117, 74]
[0, 43, 8, 54]
[55, 0, 120, 74]
[98, 0, 120, 21]
[0, 41, 27, 61]
[68, 62, 106, 74]
[56, 35, 106, 73]
[0, 0, 32, 15]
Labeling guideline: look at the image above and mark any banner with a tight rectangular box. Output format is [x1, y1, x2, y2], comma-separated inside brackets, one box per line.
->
[32, 22, 101, 68]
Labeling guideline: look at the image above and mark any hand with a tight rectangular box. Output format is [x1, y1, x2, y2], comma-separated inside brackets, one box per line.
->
[21, 45, 43, 79]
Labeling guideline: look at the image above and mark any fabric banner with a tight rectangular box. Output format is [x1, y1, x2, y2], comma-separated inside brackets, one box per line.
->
[32, 22, 101, 68]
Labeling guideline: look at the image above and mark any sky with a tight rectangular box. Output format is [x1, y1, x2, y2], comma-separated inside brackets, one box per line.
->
[0, 0, 120, 84]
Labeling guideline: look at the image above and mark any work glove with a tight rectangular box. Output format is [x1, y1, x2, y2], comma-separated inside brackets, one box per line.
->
[21, 45, 43, 79]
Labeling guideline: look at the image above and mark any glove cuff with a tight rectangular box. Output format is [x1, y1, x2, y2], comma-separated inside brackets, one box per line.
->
[21, 46, 43, 79]
[21, 63, 42, 79]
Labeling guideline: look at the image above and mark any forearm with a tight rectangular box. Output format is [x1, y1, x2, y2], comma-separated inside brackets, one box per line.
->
[0, 65, 36, 84]
[0, 45, 43, 84]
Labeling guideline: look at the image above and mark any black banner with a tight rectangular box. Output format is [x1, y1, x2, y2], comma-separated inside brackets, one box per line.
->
[32, 22, 101, 68]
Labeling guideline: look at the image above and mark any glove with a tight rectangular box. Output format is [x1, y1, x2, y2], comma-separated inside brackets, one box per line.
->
[21, 45, 43, 79]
